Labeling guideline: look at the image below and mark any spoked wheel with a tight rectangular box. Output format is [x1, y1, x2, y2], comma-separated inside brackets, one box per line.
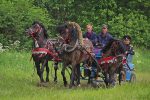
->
[130, 72, 136, 83]
[91, 79, 106, 88]
[91, 73, 106, 88]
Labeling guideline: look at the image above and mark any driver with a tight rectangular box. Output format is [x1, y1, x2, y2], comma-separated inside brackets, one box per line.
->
[97, 24, 113, 48]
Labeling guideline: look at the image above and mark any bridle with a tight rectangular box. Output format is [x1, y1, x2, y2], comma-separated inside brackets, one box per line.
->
[60, 29, 72, 44]
[28, 24, 42, 41]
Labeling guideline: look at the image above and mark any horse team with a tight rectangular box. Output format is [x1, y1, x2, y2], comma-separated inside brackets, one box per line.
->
[26, 21, 128, 88]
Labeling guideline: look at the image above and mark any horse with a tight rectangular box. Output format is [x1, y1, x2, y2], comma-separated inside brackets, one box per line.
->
[56, 22, 99, 88]
[26, 21, 60, 84]
[97, 39, 126, 87]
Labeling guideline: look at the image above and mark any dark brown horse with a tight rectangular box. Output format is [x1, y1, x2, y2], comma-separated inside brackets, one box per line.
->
[26, 21, 60, 83]
[97, 39, 126, 87]
[56, 22, 98, 88]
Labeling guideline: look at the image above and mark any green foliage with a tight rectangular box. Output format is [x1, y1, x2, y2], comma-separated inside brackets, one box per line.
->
[0, 0, 52, 49]
[32, 0, 150, 48]
[0, 0, 149, 49]
[108, 12, 150, 48]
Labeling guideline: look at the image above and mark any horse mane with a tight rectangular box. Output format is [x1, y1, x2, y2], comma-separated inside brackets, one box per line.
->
[102, 39, 115, 53]
[32, 21, 49, 39]
[66, 22, 82, 42]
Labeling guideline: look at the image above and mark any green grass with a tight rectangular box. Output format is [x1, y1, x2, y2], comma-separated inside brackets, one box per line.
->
[0, 49, 150, 100]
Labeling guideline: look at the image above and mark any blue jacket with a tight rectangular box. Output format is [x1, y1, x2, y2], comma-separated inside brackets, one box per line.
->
[97, 32, 113, 47]
[83, 32, 97, 46]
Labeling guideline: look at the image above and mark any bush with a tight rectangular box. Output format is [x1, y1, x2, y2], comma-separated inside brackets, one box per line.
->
[0, 0, 53, 50]
[0, 0, 149, 50]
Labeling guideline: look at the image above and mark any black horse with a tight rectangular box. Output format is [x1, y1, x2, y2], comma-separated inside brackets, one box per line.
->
[98, 39, 126, 87]
[26, 21, 60, 83]
[56, 22, 99, 88]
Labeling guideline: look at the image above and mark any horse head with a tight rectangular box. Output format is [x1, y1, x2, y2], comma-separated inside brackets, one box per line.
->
[102, 39, 126, 57]
[111, 40, 126, 55]
[56, 22, 81, 52]
[26, 21, 48, 40]
[56, 23, 69, 43]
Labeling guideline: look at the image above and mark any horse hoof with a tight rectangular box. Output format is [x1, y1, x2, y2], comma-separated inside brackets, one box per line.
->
[54, 80, 57, 83]
[40, 79, 44, 83]
[54, 78, 57, 83]
[110, 83, 116, 88]
[46, 79, 49, 82]
[37, 82, 47, 87]
[43, 83, 49, 87]
[77, 84, 81, 87]
[37, 82, 42, 87]
[87, 82, 91, 85]
[69, 85, 72, 88]
[64, 83, 67, 87]
[41, 82, 49, 87]
[64, 81, 68, 87]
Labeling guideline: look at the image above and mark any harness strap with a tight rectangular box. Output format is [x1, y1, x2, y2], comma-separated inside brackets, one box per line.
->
[32, 48, 61, 62]
[98, 54, 126, 65]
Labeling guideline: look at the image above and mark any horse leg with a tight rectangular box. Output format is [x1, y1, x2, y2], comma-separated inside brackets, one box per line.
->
[76, 64, 81, 86]
[104, 73, 109, 87]
[103, 64, 109, 87]
[108, 66, 116, 87]
[35, 61, 44, 82]
[122, 70, 126, 82]
[118, 67, 126, 85]
[118, 65, 122, 85]
[87, 69, 91, 84]
[61, 65, 67, 87]
[118, 71, 122, 85]
[109, 72, 116, 87]
[54, 62, 58, 82]
[40, 59, 47, 82]
[45, 62, 49, 82]
[69, 65, 75, 88]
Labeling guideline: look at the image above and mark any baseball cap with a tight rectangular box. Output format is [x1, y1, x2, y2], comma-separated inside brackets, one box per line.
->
[102, 24, 108, 29]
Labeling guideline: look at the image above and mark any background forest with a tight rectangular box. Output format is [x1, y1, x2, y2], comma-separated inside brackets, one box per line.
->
[0, 0, 149, 50]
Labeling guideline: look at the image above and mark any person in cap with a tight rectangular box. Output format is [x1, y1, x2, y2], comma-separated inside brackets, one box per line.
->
[122, 35, 135, 63]
[123, 35, 135, 55]
[97, 24, 113, 48]
[83, 24, 97, 46]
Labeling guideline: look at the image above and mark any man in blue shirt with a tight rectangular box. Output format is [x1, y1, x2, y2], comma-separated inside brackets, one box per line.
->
[97, 24, 113, 48]
[83, 24, 97, 46]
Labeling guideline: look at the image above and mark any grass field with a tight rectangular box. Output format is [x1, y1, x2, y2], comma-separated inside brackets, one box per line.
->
[0, 49, 150, 100]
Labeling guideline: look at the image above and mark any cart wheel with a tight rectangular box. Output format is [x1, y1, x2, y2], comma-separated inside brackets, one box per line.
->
[91, 79, 98, 88]
[91, 79, 106, 88]
[130, 72, 136, 83]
